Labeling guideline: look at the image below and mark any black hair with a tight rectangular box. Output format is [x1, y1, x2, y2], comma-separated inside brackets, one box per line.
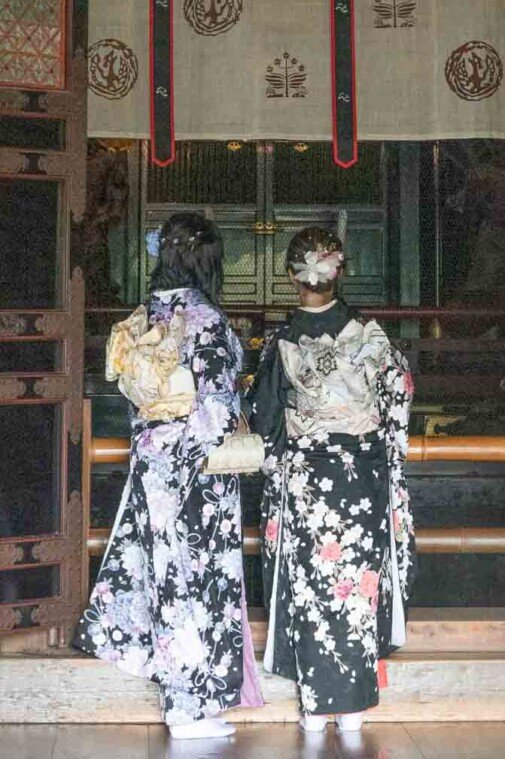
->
[149, 212, 224, 303]
[286, 226, 343, 293]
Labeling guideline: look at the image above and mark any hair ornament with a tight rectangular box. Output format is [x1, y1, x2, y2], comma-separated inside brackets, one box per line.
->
[146, 227, 163, 258]
[293, 249, 344, 286]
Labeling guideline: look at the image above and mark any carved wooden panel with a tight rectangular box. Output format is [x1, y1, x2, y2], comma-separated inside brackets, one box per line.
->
[35, 313, 69, 339]
[0, 270, 85, 640]
[0, 315, 27, 337]
[0, 0, 66, 90]
[33, 376, 70, 400]
[0, 2, 87, 645]
[0, 378, 26, 401]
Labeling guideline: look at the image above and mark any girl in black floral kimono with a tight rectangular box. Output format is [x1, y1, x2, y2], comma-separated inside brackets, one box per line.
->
[248, 227, 415, 733]
[75, 213, 262, 740]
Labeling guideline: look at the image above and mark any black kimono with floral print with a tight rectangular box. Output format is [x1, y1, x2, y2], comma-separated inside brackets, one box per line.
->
[247, 300, 415, 715]
[75, 289, 262, 725]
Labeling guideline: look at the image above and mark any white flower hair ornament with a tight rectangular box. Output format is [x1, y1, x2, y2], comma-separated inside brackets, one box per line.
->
[146, 228, 163, 258]
[293, 249, 345, 286]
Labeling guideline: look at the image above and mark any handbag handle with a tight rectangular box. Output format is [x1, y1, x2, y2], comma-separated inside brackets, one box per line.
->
[237, 412, 251, 435]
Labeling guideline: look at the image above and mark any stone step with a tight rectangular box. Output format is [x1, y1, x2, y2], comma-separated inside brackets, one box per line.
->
[1, 608, 504, 656]
[1, 650, 504, 723]
[249, 607, 505, 654]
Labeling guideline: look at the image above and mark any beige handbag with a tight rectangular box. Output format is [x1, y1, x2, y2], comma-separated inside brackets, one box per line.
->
[202, 414, 265, 475]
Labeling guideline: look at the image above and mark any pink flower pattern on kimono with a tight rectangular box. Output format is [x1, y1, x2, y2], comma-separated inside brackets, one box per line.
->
[265, 518, 279, 544]
[404, 370, 415, 396]
[333, 577, 354, 601]
[320, 541, 343, 562]
[248, 308, 415, 716]
[359, 569, 380, 598]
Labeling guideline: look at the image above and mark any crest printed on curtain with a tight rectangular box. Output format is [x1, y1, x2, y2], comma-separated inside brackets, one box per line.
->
[88, 0, 505, 142]
[445, 40, 503, 102]
[88, 39, 139, 100]
[184, 0, 243, 36]
[373, 1, 416, 29]
[87, 0, 149, 139]
[265, 53, 307, 99]
[0, 0, 66, 89]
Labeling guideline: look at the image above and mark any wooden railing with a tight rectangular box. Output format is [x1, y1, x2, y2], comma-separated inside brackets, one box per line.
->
[86, 306, 505, 319]
[90, 435, 505, 466]
[84, 418, 505, 559]
[88, 525, 505, 557]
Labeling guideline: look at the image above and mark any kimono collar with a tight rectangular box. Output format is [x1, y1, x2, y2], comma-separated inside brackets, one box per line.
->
[288, 299, 353, 341]
[299, 299, 338, 314]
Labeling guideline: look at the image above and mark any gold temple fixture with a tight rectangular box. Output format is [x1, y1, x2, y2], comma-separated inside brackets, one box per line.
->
[96, 138, 136, 153]
[253, 221, 278, 235]
[247, 338, 265, 350]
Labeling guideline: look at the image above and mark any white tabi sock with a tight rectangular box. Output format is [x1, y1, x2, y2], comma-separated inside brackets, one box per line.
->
[299, 715, 328, 732]
[335, 711, 364, 732]
[170, 717, 236, 740]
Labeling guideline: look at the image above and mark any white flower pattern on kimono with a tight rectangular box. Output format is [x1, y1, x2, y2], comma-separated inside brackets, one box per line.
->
[74, 289, 259, 726]
[170, 620, 209, 669]
[247, 310, 414, 716]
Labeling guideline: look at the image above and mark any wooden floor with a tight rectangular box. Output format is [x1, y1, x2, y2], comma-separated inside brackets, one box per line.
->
[1, 723, 504, 759]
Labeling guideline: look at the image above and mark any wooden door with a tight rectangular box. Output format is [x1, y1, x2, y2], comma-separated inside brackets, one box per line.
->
[0, 1, 87, 645]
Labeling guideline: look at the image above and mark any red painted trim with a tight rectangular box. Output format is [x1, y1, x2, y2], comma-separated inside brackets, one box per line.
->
[330, 0, 338, 162]
[149, 0, 176, 167]
[167, 0, 176, 165]
[349, 0, 358, 165]
[330, 0, 358, 169]
[148, 0, 155, 161]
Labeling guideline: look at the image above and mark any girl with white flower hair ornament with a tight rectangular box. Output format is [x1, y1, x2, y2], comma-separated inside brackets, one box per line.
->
[247, 226, 416, 734]
[74, 212, 263, 740]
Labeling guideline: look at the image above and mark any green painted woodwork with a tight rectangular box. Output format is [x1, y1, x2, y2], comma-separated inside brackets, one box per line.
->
[133, 141, 402, 308]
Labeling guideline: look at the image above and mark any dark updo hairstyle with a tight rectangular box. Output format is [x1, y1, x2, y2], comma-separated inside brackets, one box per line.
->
[149, 212, 224, 303]
[286, 226, 344, 293]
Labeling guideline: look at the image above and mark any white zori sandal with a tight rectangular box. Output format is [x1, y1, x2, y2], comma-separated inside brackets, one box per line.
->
[170, 717, 236, 740]
[335, 711, 364, 732]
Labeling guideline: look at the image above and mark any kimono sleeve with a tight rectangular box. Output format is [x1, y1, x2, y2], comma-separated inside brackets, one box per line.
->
[376, 344, 416, 601]
[375, 345, 414, 464]
[246, 328, 290, 467]
[182, 320, 241, 459]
